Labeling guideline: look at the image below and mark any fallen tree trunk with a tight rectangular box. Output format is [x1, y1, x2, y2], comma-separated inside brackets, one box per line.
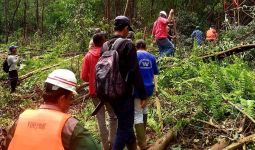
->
[148, 126, 179, 150]
[19, 55, 81, 82]
[202, 44, 255, 61]
[223, 134, 255, 150]
[208, 138, 229, 150]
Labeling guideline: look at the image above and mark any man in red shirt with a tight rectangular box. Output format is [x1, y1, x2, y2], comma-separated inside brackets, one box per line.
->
[152, 10, 175, 57]
[81, 32, 117, 150]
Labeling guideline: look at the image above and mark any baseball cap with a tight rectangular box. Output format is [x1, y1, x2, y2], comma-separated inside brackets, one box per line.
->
[9, 45, 18, 50]
[160, 11, 167, 17]
[114, 16, 133, 31]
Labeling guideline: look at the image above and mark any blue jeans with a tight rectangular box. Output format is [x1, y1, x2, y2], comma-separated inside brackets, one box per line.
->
[156, 38, 175, 57]
[110, 96, 137, 150]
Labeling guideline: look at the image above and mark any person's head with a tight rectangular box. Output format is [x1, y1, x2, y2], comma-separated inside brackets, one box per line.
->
[135, 39, 146, 50]
[127, 31, 135, 40]
[159, 11, 167, 18]
[114, 16, 133, 37]
[9, 45, 18, 54]
[196, 26, 200, 30]
[93, 32, 106, 47]
[43, 69, 77, 112]
[210, 25, 215, 29]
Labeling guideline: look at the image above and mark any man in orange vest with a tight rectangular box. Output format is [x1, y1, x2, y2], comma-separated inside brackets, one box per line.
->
[6, 69, 100, 150]
[206, 25, 218, 42]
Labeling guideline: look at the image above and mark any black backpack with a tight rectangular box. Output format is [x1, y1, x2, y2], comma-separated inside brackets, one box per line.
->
[2, 58, 9, 73]
[95, 38, 127, 102]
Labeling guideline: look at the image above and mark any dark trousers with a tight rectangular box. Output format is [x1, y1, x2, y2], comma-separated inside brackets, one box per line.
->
[9, 70, 18, 92]
[110, 96, 137, 150]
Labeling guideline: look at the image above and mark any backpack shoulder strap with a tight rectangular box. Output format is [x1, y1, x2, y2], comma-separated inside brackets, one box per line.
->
[111, 38, 128, 51]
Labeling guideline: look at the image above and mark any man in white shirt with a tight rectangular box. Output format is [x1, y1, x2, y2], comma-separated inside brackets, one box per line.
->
[7, 45, 19, 93]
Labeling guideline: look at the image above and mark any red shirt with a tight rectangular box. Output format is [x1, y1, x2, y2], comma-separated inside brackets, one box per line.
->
[152, 17, 168, 40]
[80, 47, 101, 96]
[206, 28, 218, 41]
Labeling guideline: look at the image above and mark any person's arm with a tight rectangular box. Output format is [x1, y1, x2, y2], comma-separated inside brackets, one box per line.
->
[80, 55, 89, 82]
[167, 9, 174, 22]
[69, 122, 100, 150]
[191, 31, 195, 38]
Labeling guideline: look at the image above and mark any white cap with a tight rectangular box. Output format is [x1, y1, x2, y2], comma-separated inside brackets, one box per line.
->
[45, 69, 77, 94]
[159, 11, 167, 17]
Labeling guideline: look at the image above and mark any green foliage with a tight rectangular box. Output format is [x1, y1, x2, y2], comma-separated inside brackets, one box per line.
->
[158, 55, 255, 120]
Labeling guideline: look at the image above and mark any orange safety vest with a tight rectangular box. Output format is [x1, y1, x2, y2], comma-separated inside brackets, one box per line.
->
[206, 28, 217, 41]
[8, 109, 71, 150]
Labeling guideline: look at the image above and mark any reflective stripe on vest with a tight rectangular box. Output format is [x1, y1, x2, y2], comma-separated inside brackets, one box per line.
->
[8, 109, 71, 150]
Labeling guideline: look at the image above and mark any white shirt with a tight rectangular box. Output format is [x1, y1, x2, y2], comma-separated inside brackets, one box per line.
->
[7, 55, 19, 71]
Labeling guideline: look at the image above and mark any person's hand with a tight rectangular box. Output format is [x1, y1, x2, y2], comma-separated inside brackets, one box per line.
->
[170, 9, 174, 14]
[140, 100, 147, 109]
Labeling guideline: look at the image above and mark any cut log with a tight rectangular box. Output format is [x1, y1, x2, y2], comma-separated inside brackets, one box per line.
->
[223, 134, 255, 150]
[19, 55, 81, 82]
[148, 126, 178, 150]
[202, 44, 255, 61]
[208, 138, 229, 150]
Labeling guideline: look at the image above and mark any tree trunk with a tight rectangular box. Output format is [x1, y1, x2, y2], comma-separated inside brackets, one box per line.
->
[115, 0, 121, 16]
[10, 0, 22, 33]
[130, 0, 135, 19]
[35, 0, 39, 31]
[41, 0, 44, 35]
[4, 0, 9, 43]
[23, 0, 28, 43]
[124, 0, 130, 16]
[150, 0, 155, 19]
[104, 0, 111, 20]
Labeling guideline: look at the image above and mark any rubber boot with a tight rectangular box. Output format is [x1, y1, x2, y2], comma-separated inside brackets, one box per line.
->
[143, 114, 148, 128]
[135, 123, 146, 150]
[126, 139, 137, 150]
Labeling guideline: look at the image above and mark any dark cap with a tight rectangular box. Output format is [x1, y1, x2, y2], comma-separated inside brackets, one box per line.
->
[9, 45, 18, 51]
[114, 16, 133, 31]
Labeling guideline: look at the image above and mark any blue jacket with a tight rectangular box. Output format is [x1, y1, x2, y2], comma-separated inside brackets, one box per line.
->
[135, 50, 159, 97]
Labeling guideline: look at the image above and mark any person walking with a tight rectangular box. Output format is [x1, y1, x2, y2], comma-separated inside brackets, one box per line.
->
[81, 32, 117, 150]
[6, 69, 100, 150]
[206, 25, 218, 42]
[191, 26, 204, 46]
[152, 10, 175, 57]
[7, 46, 20, 93]
[98, 16, 148, 150]
[134, 39, 159, 150]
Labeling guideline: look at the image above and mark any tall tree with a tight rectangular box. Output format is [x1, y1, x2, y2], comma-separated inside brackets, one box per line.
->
[115, 0, 121, 16]
[23, 0, 28, 42]
[4, 0, 9, 43]
[35, 0, 39, 31]
[104, 0, 110, 20]
[10, 0, 22, 32]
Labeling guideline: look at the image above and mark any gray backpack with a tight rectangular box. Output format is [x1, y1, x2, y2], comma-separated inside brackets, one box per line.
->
[95, 38, 127, 101]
